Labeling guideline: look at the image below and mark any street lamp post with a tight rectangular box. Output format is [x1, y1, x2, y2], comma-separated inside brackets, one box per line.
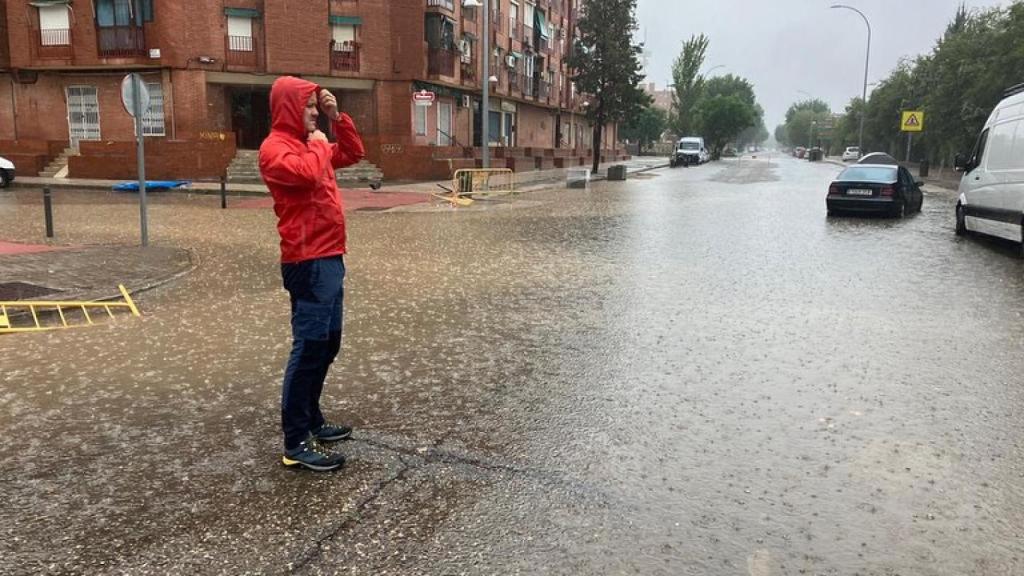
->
[831, 4, 871, 155]
[482, 0, 490, 168]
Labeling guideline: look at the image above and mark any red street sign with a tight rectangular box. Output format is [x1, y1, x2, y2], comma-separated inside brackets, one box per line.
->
[413, 90, 436, 106]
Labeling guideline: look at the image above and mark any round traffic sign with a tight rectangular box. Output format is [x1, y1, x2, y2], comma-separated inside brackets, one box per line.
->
[121, 73, 151, 118]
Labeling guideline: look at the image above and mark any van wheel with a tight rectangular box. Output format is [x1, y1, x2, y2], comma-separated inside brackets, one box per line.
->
[955, 204, 966, 236]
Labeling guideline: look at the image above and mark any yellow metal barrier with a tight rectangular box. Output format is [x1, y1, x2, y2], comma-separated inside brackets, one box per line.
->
[432, 168, 516, 206]
[0, 284, 142, 334]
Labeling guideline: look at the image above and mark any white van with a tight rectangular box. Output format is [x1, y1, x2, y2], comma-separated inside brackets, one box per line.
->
[670, 137, 709, 167]
[955, 83, 1024, 247]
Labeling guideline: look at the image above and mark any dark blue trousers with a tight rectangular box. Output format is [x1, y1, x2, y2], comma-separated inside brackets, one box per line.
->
[280, 256, 345, 451]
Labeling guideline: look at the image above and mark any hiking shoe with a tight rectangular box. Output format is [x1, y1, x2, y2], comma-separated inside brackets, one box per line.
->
[282, 437, 345, 472]
[313, 422, 352, 443]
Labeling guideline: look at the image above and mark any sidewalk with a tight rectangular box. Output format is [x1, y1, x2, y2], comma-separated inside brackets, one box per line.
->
[0, 243, 195, 303]
[11, 156, 670, 197]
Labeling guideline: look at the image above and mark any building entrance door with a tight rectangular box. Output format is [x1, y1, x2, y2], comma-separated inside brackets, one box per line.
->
[66, 85, 100, 149]
[229, 87, 271, 149]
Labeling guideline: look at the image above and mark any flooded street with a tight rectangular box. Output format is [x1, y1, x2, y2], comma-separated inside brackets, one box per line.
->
[2, 156, 1023, 575]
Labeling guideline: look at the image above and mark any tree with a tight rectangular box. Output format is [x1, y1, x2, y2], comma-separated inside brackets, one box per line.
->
[669, 34, 709, 137]
[786, 109, 832, 150]
[774, 124, 789, 147]
[620, 104, 667, 154]
[695, 95, 755, 159]
[567, 0, 650, 173]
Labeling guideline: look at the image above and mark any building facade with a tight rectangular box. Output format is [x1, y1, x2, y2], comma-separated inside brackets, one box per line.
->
[0, 0, 624, 181]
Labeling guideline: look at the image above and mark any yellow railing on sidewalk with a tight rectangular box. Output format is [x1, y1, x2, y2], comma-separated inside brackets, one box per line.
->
[433, 168, 516, 206]
[0, 284, 141, 334]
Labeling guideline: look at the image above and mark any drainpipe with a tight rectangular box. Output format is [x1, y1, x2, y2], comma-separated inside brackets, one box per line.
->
[9, 75, 17, 141]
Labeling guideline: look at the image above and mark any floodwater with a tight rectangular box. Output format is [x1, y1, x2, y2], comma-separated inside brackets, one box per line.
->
[1, 156, 1023, 575]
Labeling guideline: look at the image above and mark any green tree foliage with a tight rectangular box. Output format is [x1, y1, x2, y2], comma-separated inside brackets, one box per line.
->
[786, 108, 832, 149]
[670, 34, 709, 136]
[620, 104, 668, 154]
[567, 0, 650, 172]
[774, 124, 789, 146]
[819, 3, 1024, 164]
[695, 95, 756, 159]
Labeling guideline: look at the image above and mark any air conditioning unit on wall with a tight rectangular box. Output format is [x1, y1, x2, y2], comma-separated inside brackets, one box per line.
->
[460, 95, 471, 108]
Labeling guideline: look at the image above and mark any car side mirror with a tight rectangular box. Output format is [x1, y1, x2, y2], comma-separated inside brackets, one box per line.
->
[953, 153, 970, 173]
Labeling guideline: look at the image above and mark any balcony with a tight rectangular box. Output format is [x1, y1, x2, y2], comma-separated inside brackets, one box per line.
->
[36, 28, 73, 59]
[426, 0, 455, 10]
[226, 35, 259, 68]
[428, 47, 456, 77]
[463, 6, 477, 22]
[491, 9, 502, 27]
[510, 18, 522, 41]
[523, 76, 535, 97]
[523, 26, 534, 49]
[331, 42, 360, 72]
[507, 70, 520, 93]
[460, 61, 477, 85]
[536, 79, 551, 101]
[96, 25, 146, 58]
[537, 35, 552, 54]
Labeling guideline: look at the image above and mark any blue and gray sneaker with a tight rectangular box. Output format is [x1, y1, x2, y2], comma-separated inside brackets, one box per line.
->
[282, 436, 345, 472]
[314, 422, 352, 443]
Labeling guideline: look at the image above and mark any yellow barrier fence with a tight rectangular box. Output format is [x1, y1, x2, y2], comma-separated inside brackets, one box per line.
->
[432, 168, 516, 206]
[0, 284, 142, 334]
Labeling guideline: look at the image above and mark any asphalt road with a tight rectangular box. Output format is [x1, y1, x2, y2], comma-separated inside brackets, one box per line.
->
[2, 156, 1023, 575]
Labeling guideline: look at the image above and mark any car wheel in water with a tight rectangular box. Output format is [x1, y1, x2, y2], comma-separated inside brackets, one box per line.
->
[955, 204, 966, 236]
[0, 171, 9, 189]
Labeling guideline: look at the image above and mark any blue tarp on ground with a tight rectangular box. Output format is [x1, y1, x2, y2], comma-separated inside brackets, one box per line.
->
[111, 180, 191, 192]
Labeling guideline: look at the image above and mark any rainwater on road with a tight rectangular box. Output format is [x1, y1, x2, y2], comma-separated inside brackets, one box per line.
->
[1, 156, 1022, 575]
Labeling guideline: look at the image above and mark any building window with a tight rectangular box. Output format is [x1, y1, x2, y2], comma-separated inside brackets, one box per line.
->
[94, 0, 152, 25]
[332, 24, 357, 50]
[142, 82, 165, 136]
[414, 105, 427, 136]
[38, 4, 71, 46]
[227, 15, 253, 51]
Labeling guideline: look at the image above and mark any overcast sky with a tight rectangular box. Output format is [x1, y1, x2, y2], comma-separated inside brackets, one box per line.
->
[636, 0, 1016, 128]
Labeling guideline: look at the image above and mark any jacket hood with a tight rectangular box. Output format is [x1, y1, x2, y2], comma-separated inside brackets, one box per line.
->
[269, 76, 320, 139]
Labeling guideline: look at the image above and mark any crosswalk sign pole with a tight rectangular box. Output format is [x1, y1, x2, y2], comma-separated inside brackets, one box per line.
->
[906, 132, 913, 163]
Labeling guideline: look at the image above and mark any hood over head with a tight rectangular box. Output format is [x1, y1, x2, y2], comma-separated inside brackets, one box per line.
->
[269, 76, 320, 139]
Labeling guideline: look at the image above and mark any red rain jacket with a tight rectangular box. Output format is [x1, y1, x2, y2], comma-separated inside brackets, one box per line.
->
[259, 76, 366, 263]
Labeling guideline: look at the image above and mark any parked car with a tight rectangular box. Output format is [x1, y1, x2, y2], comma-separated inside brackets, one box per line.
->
[826, 164, 924, 218]
[954, 83, 1024, 248]
[0, 156, 14, 188]
[841, 146, 861, 162]
[670, 137, 709, 167]
[794, 147, 806, 159]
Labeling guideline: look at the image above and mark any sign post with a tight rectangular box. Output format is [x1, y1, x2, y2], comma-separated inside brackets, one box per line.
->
[121, 73, 150, 247]
[901, 110, 924, 163]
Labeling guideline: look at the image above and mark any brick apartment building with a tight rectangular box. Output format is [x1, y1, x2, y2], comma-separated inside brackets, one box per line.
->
[0, 0, 626, 182]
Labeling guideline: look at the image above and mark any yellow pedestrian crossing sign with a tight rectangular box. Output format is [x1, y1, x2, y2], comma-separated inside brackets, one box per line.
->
[901, 111, 924, 132]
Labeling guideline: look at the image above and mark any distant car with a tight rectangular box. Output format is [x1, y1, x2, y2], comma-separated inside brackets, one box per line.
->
[671, 136, 709, 167]
[826, 164, 924, 218]
[841, 146, 861, 162]
[0, 156, 14, 188]
[794, 147, 806, 159]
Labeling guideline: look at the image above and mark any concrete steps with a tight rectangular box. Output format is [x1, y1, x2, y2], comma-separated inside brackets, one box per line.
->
[38, 148, 75, 178]
[226, 150, 382, 185]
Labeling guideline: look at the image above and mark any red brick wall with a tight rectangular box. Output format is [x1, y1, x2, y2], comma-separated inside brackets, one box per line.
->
[0, 139, 65, 176]
[0, 75, 14, 141]
[68, 139, 236, 180]
[518, 104, 556, 148]
[265, 1, 330, 74]
[0, 2, 9, 68]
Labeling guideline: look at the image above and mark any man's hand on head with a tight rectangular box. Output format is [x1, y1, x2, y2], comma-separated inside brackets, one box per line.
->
[318, 90, 340, 121]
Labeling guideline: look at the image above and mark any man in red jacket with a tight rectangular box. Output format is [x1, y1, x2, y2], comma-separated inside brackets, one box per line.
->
[259, 76, 366, 472]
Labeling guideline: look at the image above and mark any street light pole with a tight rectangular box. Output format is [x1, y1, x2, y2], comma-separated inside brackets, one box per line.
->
[481, 0, 490, 169]
[831, 4, 871, 155]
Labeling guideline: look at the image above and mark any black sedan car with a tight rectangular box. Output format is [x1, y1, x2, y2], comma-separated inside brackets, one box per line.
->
[826, 164, 924, 217]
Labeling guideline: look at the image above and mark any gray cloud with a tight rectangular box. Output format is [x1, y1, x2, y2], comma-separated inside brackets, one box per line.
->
[637, 0, 1015, 128]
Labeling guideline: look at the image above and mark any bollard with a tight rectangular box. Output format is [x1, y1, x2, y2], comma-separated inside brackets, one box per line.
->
[43, 187, 54, 238]
[220, 175, 227, 209]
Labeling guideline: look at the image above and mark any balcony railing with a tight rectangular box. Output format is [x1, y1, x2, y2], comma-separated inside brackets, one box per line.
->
[537, 35, 551, 54]
[536, 79, 551, 100]
[226, 35, 259, 68]
[331, 42, 360, 72]
[510, 18, 522, 41]
[461, 61, 477, 84]
[426, 0, 455, 10]
[523, 26, 534, 49]
[96, 25, 146, 58]
[36, 28, 72, 58]
[507, 70, 520, 92]
[523, 76, 535, 97]
[428, 47, 456, 77]
[491, 9, 502, 26]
